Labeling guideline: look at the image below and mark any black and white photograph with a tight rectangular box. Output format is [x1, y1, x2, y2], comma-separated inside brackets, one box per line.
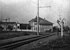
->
[0, 0, 70, 50]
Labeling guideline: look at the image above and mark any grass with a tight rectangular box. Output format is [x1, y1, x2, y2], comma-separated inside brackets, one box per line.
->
[0, 31, 36, 40]
[0, 31, 53, 40]
[31, 34, 70, 50]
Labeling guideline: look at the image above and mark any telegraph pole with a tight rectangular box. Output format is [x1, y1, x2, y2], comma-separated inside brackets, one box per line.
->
[37, 0, 39, 35]
[1, 9, 2, 22]
[37, 0, 51, 35]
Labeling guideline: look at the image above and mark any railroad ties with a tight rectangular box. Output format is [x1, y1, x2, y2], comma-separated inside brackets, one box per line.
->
[0, 33, 55, 50]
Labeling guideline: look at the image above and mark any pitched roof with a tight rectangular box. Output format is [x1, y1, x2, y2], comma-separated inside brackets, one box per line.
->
[29, 17, 53, 25]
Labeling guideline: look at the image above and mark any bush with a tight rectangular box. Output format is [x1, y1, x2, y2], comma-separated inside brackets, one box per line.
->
[20, 24, 31, 29]
[24, 33, 29, 35]
[0, 26, 4, 31]
[7, 25, 13, 31]
[63, 26, 70, 32]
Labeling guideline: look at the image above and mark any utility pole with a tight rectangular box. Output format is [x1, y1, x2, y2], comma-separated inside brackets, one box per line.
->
[3, 18, 8, 22]
[0, 14, 2, 22]
[8, 18, 10, 22]
[0, 15, 2, 22]
[2, 18, 10, 22]
[37, 0, 39, 35]
[37, 0, 51, 35]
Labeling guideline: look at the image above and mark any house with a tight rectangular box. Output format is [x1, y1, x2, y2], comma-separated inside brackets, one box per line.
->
[0, 21, 31, 31]
[11, 23, 31, 31]
[0, 22, 17, 31]
[29, 17, 53, 32]
[19, 23, 31, 30]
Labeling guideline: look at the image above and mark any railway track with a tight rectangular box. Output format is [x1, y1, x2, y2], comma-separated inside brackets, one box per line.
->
[0, 33, 55, 50]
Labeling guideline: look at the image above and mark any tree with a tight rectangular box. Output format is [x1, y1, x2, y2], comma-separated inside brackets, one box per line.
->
[0, 26, 4, 31]
[57, 20, 61, 27]
[57, 18, 65, 37]
[7, 25, 13, 31]
[53, 26, 60, 32]
[63, 26, 70, 32]
[28, 25, 31, 29]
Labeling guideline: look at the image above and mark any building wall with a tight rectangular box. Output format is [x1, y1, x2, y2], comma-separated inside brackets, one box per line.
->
[29, 22, 53, 32]
[0, 24, 17, 31]
[40, 25, 53, 32]
[29, 22, 37, 31]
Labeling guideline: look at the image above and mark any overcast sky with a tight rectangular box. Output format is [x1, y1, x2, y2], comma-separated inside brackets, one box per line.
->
[0, 0, 70, 26]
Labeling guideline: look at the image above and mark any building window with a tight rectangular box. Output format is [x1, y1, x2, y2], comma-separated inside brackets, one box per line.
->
[34, 22, 37, 25]
[34, 27, 37, 31]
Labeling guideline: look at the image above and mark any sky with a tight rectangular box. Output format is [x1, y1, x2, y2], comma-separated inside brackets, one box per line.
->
[0, 0, 70, 26]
